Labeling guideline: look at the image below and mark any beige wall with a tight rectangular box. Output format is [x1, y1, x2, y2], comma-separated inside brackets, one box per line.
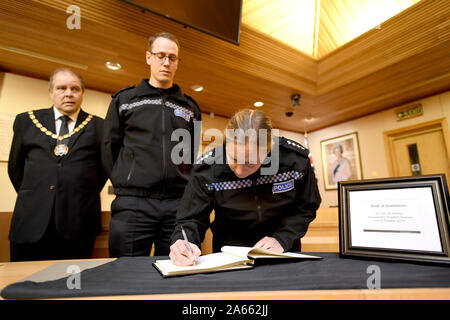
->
[309, 90, 450, 208]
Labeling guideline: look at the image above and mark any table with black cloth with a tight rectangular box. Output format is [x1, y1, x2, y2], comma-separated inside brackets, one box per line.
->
[1, 253, 449, 299]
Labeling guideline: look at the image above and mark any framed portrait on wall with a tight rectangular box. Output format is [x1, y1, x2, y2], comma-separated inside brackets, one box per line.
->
[321, 132, 363, 190]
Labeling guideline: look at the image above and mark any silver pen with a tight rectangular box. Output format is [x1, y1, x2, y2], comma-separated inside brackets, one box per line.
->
[181, 225, 197, 266]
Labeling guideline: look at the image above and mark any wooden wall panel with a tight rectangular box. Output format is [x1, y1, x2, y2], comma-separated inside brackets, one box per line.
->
[317, 0, 450, 93]
[316, 0, 421, 59]
[0, 212, 13, 262]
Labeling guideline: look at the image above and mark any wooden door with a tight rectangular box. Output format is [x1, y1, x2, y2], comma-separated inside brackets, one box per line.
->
[384, 119, 450, 188]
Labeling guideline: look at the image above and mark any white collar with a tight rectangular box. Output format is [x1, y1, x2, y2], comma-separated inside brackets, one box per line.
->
[53, 106, 80, 123]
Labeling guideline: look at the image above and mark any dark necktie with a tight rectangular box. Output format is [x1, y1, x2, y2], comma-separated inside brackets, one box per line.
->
[58, 115, 70, 145]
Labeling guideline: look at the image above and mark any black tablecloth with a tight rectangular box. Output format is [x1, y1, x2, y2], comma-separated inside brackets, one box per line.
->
[2, 253, 449, 299]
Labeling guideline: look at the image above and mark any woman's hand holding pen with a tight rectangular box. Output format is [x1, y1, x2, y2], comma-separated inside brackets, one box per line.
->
[169, 239, 201, 266]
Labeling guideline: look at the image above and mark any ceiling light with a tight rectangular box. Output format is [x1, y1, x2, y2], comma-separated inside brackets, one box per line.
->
[191, 85, 204, 92]
[253, 101, 264, 107]
[105, 61, 122, 70]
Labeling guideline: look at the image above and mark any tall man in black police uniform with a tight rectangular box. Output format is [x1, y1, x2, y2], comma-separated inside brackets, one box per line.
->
[8, 68, 107, 261]
[103, 32, 202, 257]
[169, 109, 321, 266]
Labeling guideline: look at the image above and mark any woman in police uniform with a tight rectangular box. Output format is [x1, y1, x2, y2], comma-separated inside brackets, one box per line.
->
[169, 109, 321, 266]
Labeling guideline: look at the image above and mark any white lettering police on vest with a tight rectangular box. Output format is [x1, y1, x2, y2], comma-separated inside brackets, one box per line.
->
[272, 179, 294, 194]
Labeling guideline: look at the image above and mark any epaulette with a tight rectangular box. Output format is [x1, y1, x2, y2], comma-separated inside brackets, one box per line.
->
[183, 93, 196, 103]
[183, 94, 201, 113]
[111, 85, 135, 98]
[194, 148, 215, 165]
[279, 137, 309, 158]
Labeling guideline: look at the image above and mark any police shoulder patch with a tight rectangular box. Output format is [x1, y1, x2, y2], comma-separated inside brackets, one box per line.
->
[279, 137, 308, 158]
[111, 85, 135, 98]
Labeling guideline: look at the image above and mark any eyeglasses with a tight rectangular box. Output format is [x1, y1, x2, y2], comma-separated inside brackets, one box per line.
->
[150, 52, 180, 64]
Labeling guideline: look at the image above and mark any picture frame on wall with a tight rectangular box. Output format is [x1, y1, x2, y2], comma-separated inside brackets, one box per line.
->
[338, 174, 450, 265]
[320, 132, 363, 190]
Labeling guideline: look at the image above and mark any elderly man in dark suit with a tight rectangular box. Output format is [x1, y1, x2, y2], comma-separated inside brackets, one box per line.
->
[8, 68, 107, 261]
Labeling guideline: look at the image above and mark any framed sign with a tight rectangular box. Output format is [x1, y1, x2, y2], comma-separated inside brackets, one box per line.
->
[339, 174, 450, 265]
[321, 132, 362, 190]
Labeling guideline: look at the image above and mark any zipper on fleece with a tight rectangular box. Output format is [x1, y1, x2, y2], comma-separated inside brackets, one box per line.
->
[127, 151, 135, 183]
[252, 180, 262, 221]
[161, 96, 167, 193]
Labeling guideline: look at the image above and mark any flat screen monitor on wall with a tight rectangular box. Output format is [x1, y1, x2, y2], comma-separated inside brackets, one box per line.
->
[121, 0, 242, 45]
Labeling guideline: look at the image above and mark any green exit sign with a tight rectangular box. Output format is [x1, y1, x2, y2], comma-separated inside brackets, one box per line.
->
[395, 103, 423, 121]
